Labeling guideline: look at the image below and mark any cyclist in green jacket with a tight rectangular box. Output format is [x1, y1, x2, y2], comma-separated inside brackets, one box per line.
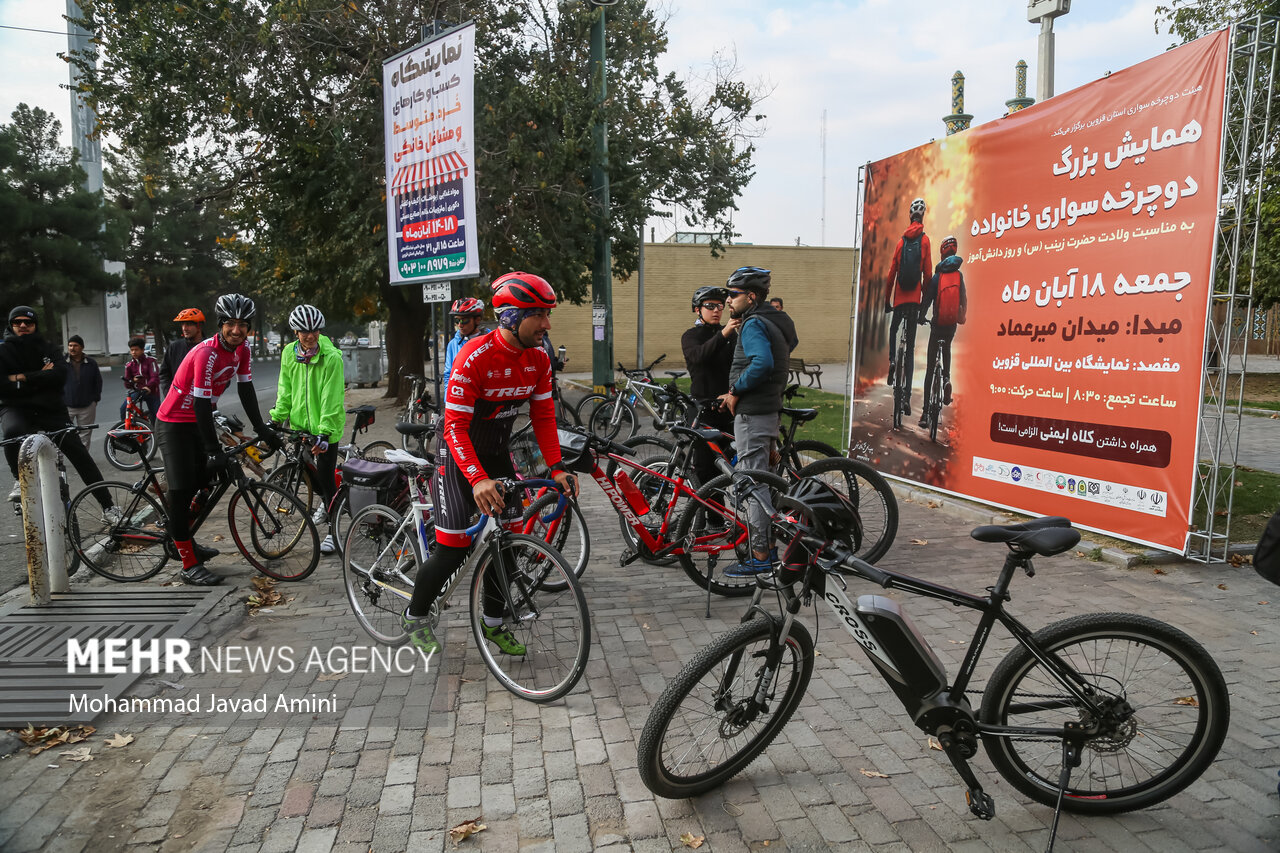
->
[271, 305, 346, 554]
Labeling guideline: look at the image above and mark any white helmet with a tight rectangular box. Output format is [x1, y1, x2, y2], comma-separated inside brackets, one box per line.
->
[909, 198, 927, 218]
[288, 304, 325, 332]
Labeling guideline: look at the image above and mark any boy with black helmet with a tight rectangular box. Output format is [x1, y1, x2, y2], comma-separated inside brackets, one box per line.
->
[154, 293, 283, 585]
[715, 267, 793, 577]
[885, 197, 933, 416]
[681, 285, 738, 485]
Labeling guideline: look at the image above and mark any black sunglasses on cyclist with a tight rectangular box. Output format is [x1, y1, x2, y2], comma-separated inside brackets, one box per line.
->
[726, 290, 748, 299]
[700, 302, 724, 311]
[11, 318, 35, 327]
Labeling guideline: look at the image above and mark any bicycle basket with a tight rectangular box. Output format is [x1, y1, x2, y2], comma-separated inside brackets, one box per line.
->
[556, 428, 594, 474]
[342, 457, 407, 515]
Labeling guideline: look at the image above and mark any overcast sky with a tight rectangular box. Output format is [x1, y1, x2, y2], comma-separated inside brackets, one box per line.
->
[1, 1, 1180, 247]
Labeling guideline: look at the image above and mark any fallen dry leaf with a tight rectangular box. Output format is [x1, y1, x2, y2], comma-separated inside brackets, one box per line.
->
[1217, 583, 1229, 590]
[927, 500, 940, 508]
[910, 538, 928, 546]
[1152, 567, 1167, 575]
[680, 832, 705, 849]
[316, 672, 346, 682]
[104, 733, 134, 749]
[1229, 554, 1246, 567]
[247, 576, 285, 613]
[1174, 696, 1200, 707]
[448, 818, 486, 844]
[859, 769, 889, 778]
[19, 725, 95, 755]
[1251, 630, 1259, 635]
[927, 737, 943, 751]
[60, 746, 93, 762]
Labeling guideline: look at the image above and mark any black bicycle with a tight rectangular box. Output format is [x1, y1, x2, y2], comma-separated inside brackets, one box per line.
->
[921, 332, 946, 442]
[638, 487, 1228, 852]
[890, 315, 911, 430]
[68, 429, 320, 582]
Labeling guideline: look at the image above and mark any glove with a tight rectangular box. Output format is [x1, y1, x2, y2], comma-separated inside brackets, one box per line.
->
[311, 436, 330, 453]
[258, 428, 285, 453]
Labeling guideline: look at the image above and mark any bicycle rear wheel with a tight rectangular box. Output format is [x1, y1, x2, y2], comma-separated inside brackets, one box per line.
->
[926, 353, 944, 442]
[360, 440, 397, 462]
[522, 493, 590, 585]
[68, 481, 168, 581]
[785, 438, 838, 472]
[469, 533, 590, 703]
[619, 456, 694, 567]
[343, 504, 420, 644]
[795, 457, 898, 563]
[574, 392, 609, 425]
[980, 613, 1229, 815]
[675, 470, 790, 597]
[638, 616, 814, 799]
[227, 481, 319, 580]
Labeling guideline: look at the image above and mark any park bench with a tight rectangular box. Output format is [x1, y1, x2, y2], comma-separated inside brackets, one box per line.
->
[788, 358, 823, 388]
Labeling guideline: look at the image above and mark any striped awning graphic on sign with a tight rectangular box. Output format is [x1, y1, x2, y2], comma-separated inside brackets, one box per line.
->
[390, 151, 469, 197]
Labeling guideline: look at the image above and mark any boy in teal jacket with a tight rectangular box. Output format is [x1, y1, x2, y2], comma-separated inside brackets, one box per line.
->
[271, 304, 346, 553]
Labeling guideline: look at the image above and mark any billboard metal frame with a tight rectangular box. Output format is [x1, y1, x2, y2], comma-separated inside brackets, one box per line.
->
[1189, 16, 1278, 562]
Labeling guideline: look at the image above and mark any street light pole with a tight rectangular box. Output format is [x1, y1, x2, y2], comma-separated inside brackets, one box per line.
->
[588, 1, 615, 392]
[1027, 0, 1071, 102]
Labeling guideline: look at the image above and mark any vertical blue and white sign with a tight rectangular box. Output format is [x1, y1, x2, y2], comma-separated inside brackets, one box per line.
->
[382, 23, 478, 284]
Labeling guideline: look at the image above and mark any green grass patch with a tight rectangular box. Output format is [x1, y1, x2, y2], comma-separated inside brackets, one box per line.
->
[1191, 464, 1280, 545]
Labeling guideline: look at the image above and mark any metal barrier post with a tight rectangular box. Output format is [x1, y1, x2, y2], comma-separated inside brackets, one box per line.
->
[18, 434, 69, 604]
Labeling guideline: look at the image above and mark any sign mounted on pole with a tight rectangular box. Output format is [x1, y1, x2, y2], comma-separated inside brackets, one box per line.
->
[849, 30, 1230, 553]
[382, 22, 478, 284]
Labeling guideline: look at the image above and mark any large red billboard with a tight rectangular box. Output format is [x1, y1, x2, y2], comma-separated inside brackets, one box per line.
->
[851, 30, 1230, 552]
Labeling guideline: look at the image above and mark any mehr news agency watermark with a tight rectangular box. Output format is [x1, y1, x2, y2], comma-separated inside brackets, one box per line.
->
[61, 638, 434, 717]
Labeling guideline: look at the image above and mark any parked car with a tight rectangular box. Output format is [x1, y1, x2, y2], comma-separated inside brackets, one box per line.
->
[357, 337, 370, 347]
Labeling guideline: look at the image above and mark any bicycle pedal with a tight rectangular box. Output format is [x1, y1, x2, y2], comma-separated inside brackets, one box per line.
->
[618, 549, 641, 567]
[964, 789, 995, 821]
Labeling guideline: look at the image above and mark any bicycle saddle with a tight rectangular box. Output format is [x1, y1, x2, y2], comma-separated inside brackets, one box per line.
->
[664, 371, 687, 379]
[383, 448, 432, 470]
[970, 516, 1080, 556]
[781, 407, 818, 422]
[395, 421, 433, 436]
[346, 404, 376, 415]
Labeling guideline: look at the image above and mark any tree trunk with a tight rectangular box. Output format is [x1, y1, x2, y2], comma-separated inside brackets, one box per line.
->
[382, 280, 427, 401]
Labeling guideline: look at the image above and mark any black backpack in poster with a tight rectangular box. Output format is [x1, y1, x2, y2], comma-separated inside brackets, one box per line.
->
[897, 234, 923, 291]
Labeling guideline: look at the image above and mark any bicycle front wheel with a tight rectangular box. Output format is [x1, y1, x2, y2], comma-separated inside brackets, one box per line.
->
[343, 504, 419, 644]
[68, 481, 168, 581]
[522, 493, 590, 585]
[470, 533, 590, 703]
[795, 457, 898, 563]
[980, 612, 1230, 815]
[227, 481, 319, 581]
[266, 461, 316, 513]
[103, 419, 156, 471]
[573, 392, 609, 424]
[588, 397, 637, 441]
[638, 616, 814, 799]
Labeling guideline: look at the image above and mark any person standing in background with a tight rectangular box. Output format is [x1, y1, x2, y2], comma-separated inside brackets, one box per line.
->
[63, 334, 102, 448]
[121, 337, 161, 419]
[681, 285, 739, 485]
[160, 308, 206, 397]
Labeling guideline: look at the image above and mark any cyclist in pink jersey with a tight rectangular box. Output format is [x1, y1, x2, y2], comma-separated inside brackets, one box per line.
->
[403, 272, 577, 656]
[155, 294, 283, 585]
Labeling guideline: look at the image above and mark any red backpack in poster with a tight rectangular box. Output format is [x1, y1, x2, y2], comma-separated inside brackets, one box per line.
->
[936, 267, 964, 326]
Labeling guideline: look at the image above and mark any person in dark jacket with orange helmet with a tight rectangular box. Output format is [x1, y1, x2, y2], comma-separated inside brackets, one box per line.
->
[160, 308, 206, 397]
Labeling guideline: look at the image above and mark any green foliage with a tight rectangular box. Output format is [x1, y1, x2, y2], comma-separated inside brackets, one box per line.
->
[70, 0, 762, 385]
[0, 104, 119, 317]
[1156, 2, 1280, 309]
[104, 147, 236, 339]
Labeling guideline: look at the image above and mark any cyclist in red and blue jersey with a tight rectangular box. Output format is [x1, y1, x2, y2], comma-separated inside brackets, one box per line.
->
[155, 293, 283, 585]
[403, 272, 577, 656]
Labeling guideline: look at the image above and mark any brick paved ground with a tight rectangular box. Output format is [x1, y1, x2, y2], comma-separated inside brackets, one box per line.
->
[1, 387, 1278, 852]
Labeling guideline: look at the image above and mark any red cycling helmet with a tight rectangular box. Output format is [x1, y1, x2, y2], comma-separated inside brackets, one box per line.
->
[173, 308, 205, 323]
[491, 272, 557, 311]
[940, 236, 958, 257]
[450, 297, 485, 317]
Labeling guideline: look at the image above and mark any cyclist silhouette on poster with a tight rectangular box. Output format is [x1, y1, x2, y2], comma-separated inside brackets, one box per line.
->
[917, 235, 968, 428]
[884, 197, 932, 418]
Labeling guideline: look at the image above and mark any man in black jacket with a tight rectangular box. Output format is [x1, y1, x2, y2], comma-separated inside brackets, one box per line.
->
[681, 286, 739, 485]
[63, 334, 102, 448]
[1, 306, 115, 513]
[159, 308, 206, 397]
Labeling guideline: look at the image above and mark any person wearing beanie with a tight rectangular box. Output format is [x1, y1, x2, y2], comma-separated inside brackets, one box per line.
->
[63, 334, 102, 448]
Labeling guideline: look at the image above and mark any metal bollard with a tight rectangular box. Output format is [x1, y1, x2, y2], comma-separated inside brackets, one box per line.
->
[18, 434, 69, 604]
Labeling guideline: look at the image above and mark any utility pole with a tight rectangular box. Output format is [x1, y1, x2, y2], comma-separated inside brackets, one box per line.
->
[588, 1, 615, 392]
[1027, 0, 1071, 102]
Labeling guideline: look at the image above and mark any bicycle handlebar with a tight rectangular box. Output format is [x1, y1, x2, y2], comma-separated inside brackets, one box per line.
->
[462, 478, 570, 536]
[0, 424, 96, 447]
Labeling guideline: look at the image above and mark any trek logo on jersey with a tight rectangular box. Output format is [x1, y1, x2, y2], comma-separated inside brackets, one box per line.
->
[489, 385, 536, 399]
